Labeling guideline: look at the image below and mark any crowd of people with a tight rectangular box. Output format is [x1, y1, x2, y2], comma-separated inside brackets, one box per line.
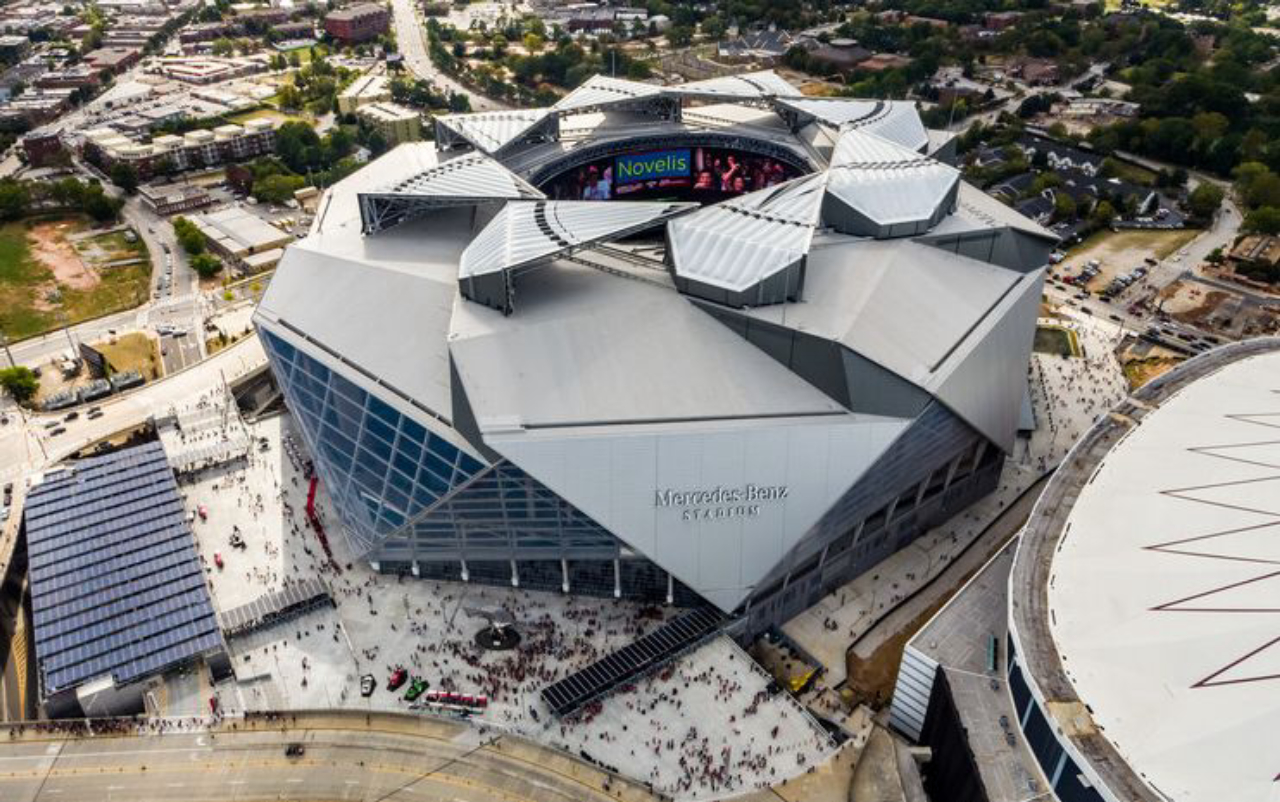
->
[169, 410, 837, 798]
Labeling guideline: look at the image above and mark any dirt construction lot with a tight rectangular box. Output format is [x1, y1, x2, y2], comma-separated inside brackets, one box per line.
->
[1058, 228, 1200, 292]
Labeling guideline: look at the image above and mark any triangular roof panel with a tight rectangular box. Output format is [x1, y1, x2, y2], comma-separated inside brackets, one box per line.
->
[434, 109, 558, 155]
[845, 101, 929, 152]
[461, 199, 695, 279]
[824, 129, 959, 237]
[553, 74, 665, 114]
[356, 151, 543, 233]
[668, 173, 826, 296]
[672, 70, 801, 100]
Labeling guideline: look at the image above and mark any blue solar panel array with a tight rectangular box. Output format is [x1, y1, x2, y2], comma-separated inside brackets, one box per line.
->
[24, 441, 224, 697]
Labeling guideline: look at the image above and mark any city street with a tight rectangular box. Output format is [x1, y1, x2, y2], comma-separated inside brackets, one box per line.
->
[0, 713, 660, 802]
[389, 0, 506, 111]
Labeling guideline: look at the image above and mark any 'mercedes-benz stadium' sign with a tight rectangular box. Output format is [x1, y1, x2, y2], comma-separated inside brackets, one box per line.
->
[655, 484, 789, 521]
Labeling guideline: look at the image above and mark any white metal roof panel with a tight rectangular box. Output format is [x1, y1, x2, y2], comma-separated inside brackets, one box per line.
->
[459, 200, 694, 279]
[742, 237, 1022, 387]
[672, 70, 801, 100]
[843, 100, 929, 152]
[449, 258, 848, 430]
[667, 173, 826, 292]
[435, 108, 556, 154]
[553, 74, 663, 113]
[826, 129, 959, 228]
[370, 150, 542, 200]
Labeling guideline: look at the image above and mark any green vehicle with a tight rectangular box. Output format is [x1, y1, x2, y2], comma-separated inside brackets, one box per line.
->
[404, 677, 429, 702]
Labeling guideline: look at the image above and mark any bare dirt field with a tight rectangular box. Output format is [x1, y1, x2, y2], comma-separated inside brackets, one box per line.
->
[28, 220, 97, 291]
[1059, 228, 1200, 292]
[1158, 280, 1230, 321]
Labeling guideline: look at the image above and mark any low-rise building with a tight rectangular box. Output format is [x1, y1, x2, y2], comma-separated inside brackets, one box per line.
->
[82, 118, 277, 179]
[83, 46, 143, 74]
[0, 86, 75, 123]
[0, 34, 31, 62]
[36, 64, 102, 89]
[190, 205, 293, 271]
[21, 131, 65, 167]
[324, 2, 389, 43]
[150, 56, 264, 84]
[271, 20, 315, 39]
[138, 182, 213, 215]
[357, 101, 420, 145]
[338, 72, 389, 114]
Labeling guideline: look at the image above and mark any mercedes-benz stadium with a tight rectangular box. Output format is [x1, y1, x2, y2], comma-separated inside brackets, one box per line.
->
[253, 71, 1057, 633]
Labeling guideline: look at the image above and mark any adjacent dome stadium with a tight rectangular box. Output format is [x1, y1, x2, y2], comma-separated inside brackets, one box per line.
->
[1008, 339, 1280, 802]
[254, 71, 1057, 631]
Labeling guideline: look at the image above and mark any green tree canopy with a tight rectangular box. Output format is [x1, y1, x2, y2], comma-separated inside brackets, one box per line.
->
[0, 366, 38, 403]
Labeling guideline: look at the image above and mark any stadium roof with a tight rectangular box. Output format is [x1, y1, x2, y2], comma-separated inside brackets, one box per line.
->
[434, 108, 559, 156]
[666, 173, 825, 295]
[1017, 343, 1280, 802]
[670, 70, 803, 100]
[774, 98, 929, 152]
[24, 442, 223, 698]
[553, 74, 666, 114]
[824, 129, 960, 237]
[460, 200, 695, 279]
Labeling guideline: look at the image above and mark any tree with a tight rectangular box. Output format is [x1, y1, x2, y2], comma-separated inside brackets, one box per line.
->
[0, 179, 28, 221]
[0, 366, 38, 404]
[1187, 182, 1225, 219]
[172, 216, 206, 255]
[109, 162, 138, 194]
[190, 253, 222, 278]
[1243, 207, 1280, 235]
[1090, 200, 1117, 228]
[1053, 192, 1077, 221]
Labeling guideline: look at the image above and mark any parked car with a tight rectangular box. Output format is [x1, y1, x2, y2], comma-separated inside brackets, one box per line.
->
[387, 667, 408, 691]
[360, 674, 376, 697]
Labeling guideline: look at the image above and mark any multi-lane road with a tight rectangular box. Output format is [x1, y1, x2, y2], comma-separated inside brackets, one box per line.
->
[389, 0, 505, 112]
[0, 713, 658, 802]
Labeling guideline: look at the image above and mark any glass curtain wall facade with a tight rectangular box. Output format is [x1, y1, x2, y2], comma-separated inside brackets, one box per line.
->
[262, 328, 691, 602]
[261, 329, 486, 554]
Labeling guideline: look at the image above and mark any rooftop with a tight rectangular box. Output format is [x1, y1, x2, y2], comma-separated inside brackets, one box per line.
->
[24, 441, 223, 698]
[1011, 338, 1280, 802]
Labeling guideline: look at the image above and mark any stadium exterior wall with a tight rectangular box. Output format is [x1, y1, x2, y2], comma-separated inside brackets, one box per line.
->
[260, 318, 1005, 633]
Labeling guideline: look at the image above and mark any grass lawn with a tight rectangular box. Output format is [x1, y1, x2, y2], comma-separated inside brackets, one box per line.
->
[74, 230, 146, 263]
[1034, 325, 1081, 357]
[60, 263, 151, 323]
[94, 332, 162, 380]
[0, 221, 55, 339]
[0, 218, 152, 342]
[1107, 160, 1158, 187]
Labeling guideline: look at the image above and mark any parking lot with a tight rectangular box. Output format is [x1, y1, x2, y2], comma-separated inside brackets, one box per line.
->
[1056, 228, 1200, 295]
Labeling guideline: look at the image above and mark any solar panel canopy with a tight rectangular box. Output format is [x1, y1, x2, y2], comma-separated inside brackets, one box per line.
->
[24, 441, 223, 699]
